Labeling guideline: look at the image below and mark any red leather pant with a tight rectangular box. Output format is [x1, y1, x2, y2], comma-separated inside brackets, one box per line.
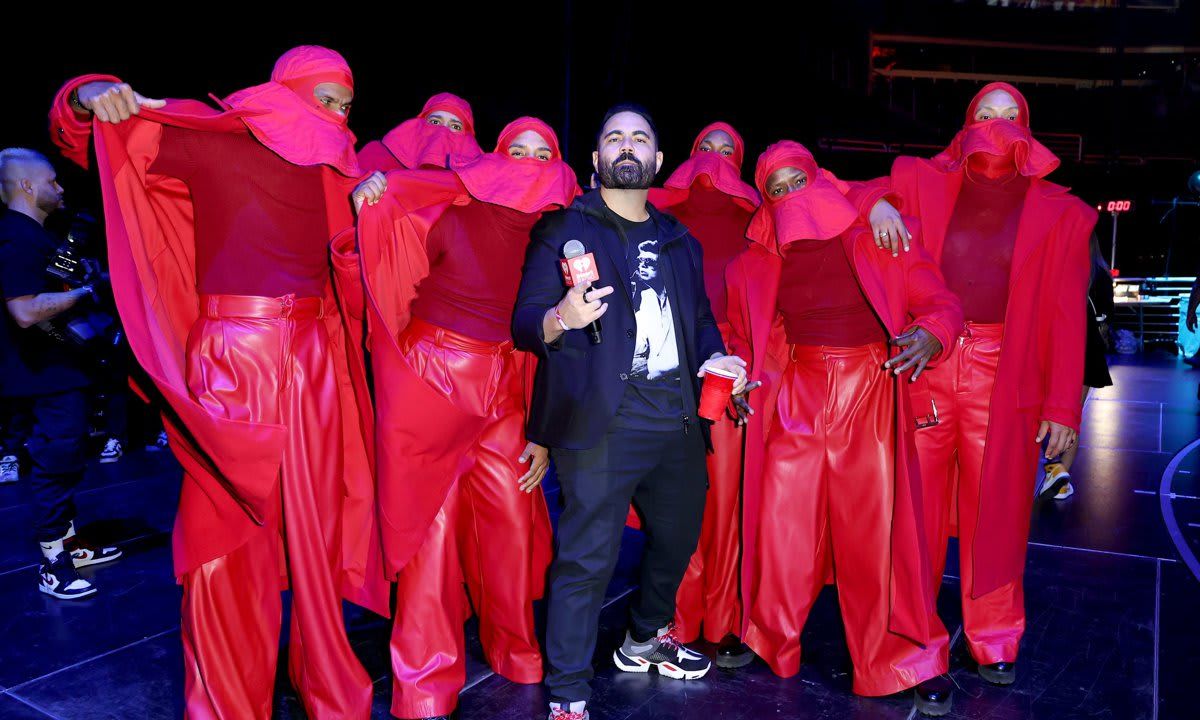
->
[916, 322, 1027, 664]
[673, 408, 744, 644]
[179, 294, 371, 720]
[744, 343, 948, 696]
[388, 319, 545, 719]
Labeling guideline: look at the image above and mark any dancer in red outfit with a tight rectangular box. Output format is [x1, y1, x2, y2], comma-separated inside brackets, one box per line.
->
[647, 122, 759, 665]
[852, 83, 1096, 686]
[49, 46, 386, 719]
[358, 92, 483, 173]
[729, 141, 962, 715]
[337, 117, 576, 719]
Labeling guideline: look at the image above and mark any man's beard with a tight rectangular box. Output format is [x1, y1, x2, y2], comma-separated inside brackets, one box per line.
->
[598, 150, 656, 190]
[36, 191, 63, 215]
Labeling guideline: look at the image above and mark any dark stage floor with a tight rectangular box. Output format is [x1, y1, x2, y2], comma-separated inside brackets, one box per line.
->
[0, 351, 1196, 720]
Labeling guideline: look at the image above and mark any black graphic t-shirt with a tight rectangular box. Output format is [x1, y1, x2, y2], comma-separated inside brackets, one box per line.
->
[610, 212, 683, 432]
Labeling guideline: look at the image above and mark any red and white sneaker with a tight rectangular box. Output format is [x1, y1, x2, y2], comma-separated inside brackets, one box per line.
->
[64, 535, 122, 568]
[548, 702, 589, 720]
[613, 624, 711, 680]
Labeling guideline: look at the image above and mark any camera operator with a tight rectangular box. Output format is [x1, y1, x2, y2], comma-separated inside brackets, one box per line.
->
[0, 148, 120, 600]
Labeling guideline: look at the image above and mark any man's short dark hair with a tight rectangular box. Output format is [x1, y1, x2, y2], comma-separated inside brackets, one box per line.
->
[596, 103, 658, 148]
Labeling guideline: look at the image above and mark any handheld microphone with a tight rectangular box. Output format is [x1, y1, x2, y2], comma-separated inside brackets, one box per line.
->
[560, 239, 603, 345]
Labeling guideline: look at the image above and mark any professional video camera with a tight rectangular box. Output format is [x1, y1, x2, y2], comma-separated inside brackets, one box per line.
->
[39, 211, 121, 353]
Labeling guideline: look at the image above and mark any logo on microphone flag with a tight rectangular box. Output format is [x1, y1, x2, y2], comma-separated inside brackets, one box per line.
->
[559, 253, 600, 287]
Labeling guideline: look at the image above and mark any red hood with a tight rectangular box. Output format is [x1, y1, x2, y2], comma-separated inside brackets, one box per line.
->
[659, 121, 760, 212]
[746, 140, 858, 254]
[223, 45, 360, 177]
[380, 92, 483, 170]
[451, 116, 581, 213]
[932, 81, 1059, 179]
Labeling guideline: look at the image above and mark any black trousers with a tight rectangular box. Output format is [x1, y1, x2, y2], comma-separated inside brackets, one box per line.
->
[545, 423, 708, 704]
[1, 397, 31, 456]
[21, 389, 89, 543]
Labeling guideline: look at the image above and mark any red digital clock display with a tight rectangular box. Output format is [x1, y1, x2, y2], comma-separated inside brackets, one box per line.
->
[1105, 200, 1133, 213]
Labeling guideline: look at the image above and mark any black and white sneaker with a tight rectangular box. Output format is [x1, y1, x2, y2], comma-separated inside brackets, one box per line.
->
[613, 624, 711, 680]
[39, 553, 98, 600]
[65, 535, 122, 568]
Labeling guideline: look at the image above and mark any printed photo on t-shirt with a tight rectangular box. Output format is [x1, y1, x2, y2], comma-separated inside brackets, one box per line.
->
[629, 238, 680, 382]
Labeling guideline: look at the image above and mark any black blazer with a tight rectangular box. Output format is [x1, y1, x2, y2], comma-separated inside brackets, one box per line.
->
[512, 190, 726, 450]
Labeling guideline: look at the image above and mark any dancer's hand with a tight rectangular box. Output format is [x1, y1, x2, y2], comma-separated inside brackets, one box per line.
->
[517, 442, 549, 493]
[886, 328, 942, 380]
[727, 380, 763, 426]
[699, 353, 748, 395]
[1036, 420, 1077, 460]
[353, 172, 387, 213]
[75, 82, 165, 123]
[868, 199, 912, 257]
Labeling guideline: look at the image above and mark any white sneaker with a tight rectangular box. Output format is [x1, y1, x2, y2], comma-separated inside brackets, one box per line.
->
[99, 438, 123, 464]
[1055, 482, 1075, 500]
[0, 454, 18, 483]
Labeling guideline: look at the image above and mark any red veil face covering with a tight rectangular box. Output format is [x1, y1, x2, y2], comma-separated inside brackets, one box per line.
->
[933, 81, 1059, 179]
[451, 116, 581, 214]
[662, 121, 760, 211]
[381, 92, 484, 170]
[747, 140, 859, 254]
[222, 45, 360, 177]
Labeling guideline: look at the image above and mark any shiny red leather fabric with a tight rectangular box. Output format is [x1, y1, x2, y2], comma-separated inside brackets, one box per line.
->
[180, 294, 372, 719]
[729, 147, 963, 651]
[916, 323, 1029, 664]
[49, 78, 385, 614]
[387, 319, 550, 717]
[742, 344, 949, 695]
[648, 127, 756, 641]
[672, 323, 745, 644]
[882, 148, 1096, 597]
[49, 78, 387, 717]
[349, 143, 572, 577]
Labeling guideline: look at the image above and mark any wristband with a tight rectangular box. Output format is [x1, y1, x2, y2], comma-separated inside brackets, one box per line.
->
[554, 306, 570, 332]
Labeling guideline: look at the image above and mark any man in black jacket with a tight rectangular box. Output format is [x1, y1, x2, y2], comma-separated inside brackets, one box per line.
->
[513, 105, 749, 720]
[0, 148, 121, 601]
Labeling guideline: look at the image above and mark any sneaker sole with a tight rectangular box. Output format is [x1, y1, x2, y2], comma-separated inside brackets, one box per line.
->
[612, 650, 710, 680]
[914, 692, 953, 717]
[72, 551, 123, 568]
[1035, 473, 1071, 506]
[977, 666, 1016, 686]
[98, 457, 121, 464]
[39, 583, 98, 600]
[714, 651, 755, 669]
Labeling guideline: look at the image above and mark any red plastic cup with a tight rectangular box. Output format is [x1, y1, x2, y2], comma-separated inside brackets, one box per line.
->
[698, 366, 737, 421]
